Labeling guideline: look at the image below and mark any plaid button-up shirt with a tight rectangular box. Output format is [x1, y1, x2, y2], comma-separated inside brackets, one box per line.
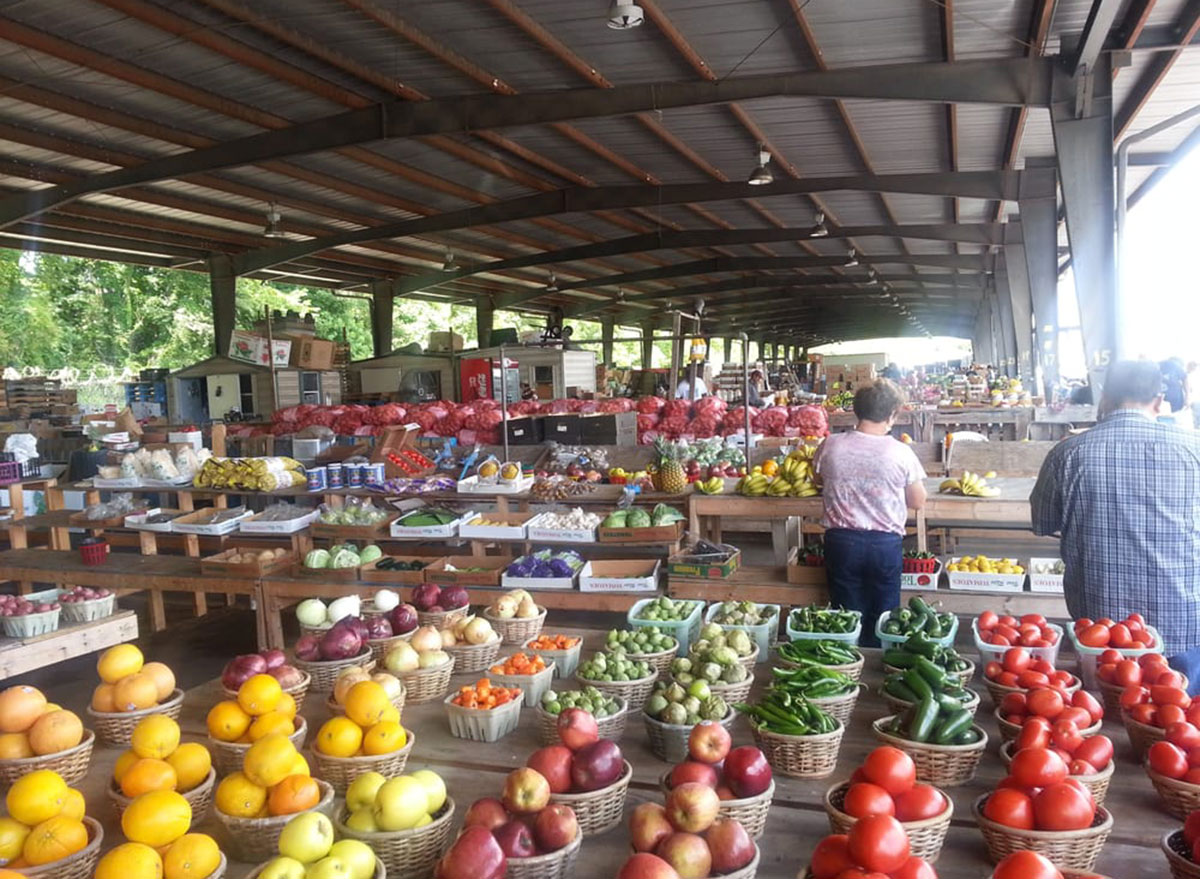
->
[1031, 409, 1200, 656]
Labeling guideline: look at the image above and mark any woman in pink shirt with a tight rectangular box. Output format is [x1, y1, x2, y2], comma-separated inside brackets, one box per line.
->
[814, 380, 927, 646]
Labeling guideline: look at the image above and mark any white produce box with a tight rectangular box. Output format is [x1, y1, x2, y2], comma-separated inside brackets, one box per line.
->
[525, 512, 598, 543]
[456, 474, 534, 495]
[578, 560, 660, 593]
[458, 513, 532, 540]
[1028, 558, 1065, 593]
[389, 499, 474, 539]
[945, 557, 1025, 593]
[239, 508, 320, 534]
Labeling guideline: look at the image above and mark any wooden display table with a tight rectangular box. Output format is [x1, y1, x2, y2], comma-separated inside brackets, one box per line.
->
[0, 609, 137, 679]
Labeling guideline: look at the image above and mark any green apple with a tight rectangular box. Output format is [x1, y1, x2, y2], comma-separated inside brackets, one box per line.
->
[278, 811, 334, 864]
[330, 840, 375, 879]
[343, 807, 378, 833]
[345, 771, 387, 813]
[410, 769, 446, 813]
[258, 857, 306, 879]
[303, 855, 350, 879]
[373, 776, 428, 831]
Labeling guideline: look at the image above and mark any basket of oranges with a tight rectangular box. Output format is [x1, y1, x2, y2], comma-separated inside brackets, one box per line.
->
[85, 645, 183, 747]
[311, 679, 414, 796]
[326, 667, 405, 718]
[206, 673, 308, 777]
[0, 684, 94, 786]
[3, 769, 102, 879]
[105, 714, 216, 828]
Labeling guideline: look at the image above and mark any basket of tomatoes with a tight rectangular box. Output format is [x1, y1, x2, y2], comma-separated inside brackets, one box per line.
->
[990, 851, 1115, 879]
[444, 678, 524, 742]
[1097, 647, 1189, 714]
[982, 646, 1082, 709]
[487, 652, 555, 707]
[1069, 612, 1162, 689]
[523, 634, 583, 679]
[1119, 674, 1195, 760]
[975, 610, 1063, 665]
[994, 686, 1103, 745]
[1161, 809, 1200, 879]
[799, 820, 940, 879]
[1146, 737, 1200, 819]
[999, 724, 1115, 807]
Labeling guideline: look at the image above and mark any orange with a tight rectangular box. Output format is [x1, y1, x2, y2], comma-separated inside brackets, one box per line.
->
[343, 681, 389, 728]
[315, 716, 363, 758]
[0, 871, 27, 879]
[140, 663, 176, 702]
[362, 721, 406, 756]
[0, 733, 33, 760]
[6, 769, 68, 826]
[121, 790, 191, 848]
[0, 816, 30, 864]
[247, 711, 293, 742]
[95, 841, 163, 879]
[59, 788, 85, 821]
[22, 815, 88, 865]
[0, 686, 47, 734]
[274, 691, 297, 719]
[214, 772, 266, 819]
[113, 674, 158, 712]
[98, 644, 144, 684]
[91, 683, 117, 713]
[379, 704, 400, 725]
[162, 833, 220, 879]
[204, 701, 251, 743]
[113, 749, 140, 783]
[27, 710, 83, 756]
[236, 675, 281, 717]
[166, 743, 211, 793]
[266, 774, 320, 816]
[242, 734, 297, 788]
[130, 715, 180, 760]
[120, 758, 178, 797]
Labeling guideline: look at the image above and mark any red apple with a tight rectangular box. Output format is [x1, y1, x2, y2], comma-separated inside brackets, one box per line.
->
[723, 746, 773, 798]
[688, 720, 732, 764]
[557, 707, 599, 751]
[462, 797, 509, 832]
[527, 745, 574, 794]
[570, 739, 624, 792]
[664, 782, 721, 834]
[533, 804, 578, 852]
[668, 761, 719, 790]
[704, 818, 756, 872]
[502, 768, 551, 814]
[617, 854, 680, 879]
[493, 820, 538, 858]
[715, 785, 736, 801]
[630, 802, 675, 853]
[655, 832, 712, 879]
[436, 825, 507, 879]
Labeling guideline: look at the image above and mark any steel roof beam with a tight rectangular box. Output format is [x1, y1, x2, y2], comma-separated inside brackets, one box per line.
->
[1115, 0, 1200, 138]
[1072, 0, 1127, 75]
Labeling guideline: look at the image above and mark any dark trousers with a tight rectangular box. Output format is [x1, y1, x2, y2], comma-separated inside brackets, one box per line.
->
[824, 528, 902, 648]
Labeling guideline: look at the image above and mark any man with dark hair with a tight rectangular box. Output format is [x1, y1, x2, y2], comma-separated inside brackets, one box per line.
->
[1032, 360, 1200, 669]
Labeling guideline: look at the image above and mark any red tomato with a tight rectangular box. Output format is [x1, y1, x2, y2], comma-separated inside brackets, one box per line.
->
[1114, 659, 1142, 687]
[1129, 702, 1158, 726]
[1096, 663, 1117, 683]
[1186, 746, 1200, 768]
[1017, 670, 1050, 689]
[1127, 612, 1146, 626]
[1149, 741, 1190, 779]
[846, 815, 910, 874]
[1159, 704, 1188, 728]
[1072, 690, 1104, 723]
[982, 788, 1035, 830]
[1153, 685, 1191, 709]
[1109, 624, 1133, 648]
[1000, 692, 1028, 715]
[842, 782, 895, 819]
[1068, 758, 1097, 776]
[997, 671, 1020, 688]
[1034, 781, 1096, 830]
[892, 784, 946, 822]
[1077, 624, 1111, 648]
[1014, 718, 1052, 750]
[1156, 670, 1187, 689]
[1022, 613, 1047, 627]
[1097, 618, 1116, 627]
[1058, 706, 1096, 729]
[886, 856, 938, 879]
[1186, 703, 1200, 727]
[1098, 648, 1121, 664]
[809, 834, 855, 879]
[984, 661, 1003, 681]
[1120, 685, 1150, 709]
[1030, 659, 1054, 675]
[1184, 768, 1200, 785]
[1186, 811, 1200, 847]
[1133, 628, 1156, 646]
[1142, 653, 1170, 671]
[1019, 630, 1042, 648]
[831, 870, 886, 879]
[1026, 688, 1065, 720]
[998, 615, 1017, 628]
[990, 634, 1012, 647]
[1002, 647, 1031, 674]
[995, 774, 1026, 791]
[1062, 777, 1097, 810]
[1169, 723, 1200, 751]
[1011, 747, 1069, 788]
[861, 747, 916, 796]
[1051, 719, 1084, 754]
[995, 624, 1020, 643]
[1074, 618, 1093, 632]
[1040, 626, 1059, 644]
[991, 850, 1063, 879]
[978, 610, 999, 631]
[1051, 670, 1075, 688]
[1052, 747, 1074, 765]
[1073, 735, 1114, 770]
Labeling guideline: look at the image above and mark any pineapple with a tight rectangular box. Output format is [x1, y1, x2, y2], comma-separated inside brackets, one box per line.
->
[654, 437, 687, 494]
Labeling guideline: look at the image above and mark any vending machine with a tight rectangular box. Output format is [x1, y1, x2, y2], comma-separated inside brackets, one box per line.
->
[459, 356, 520, 403]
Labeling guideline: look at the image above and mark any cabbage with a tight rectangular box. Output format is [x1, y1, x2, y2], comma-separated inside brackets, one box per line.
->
[330, 549, 361, 570]
[329, 543, 357, 557]
[328, 595, 360, 622]
[372, 588, 399, 612]
[359, 544, 383, 564]
[295, 598, 328, 627]
[304, 549, 331, 569]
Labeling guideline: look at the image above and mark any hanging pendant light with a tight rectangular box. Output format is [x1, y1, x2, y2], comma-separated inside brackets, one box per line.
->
[441, 252, 457, 272]
[607, 2, 644, 29]
[809, 211, 828, 238]
[545, 272, 559, 293]
[263, 203, 285, 239]
[747, 145, 773, 186]
[843, 247, 858, 267]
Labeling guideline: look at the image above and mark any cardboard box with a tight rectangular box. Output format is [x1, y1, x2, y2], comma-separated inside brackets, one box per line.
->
[458, 512, 534, 540]
[428, 331, 464, 352]
[167, 430, 202, 450]
[579, 559, 660, 593]
[1028, 558, 1065, 593]
[665, 549, 741, 580]
[542, 414, 582, 444]
[501, 569, 576, 591]
[526, 513, 597, 544]
[598, 521, 683, 544]
[580, 412, 636, 446]
[901, 559, 943, 591]
[228, 331, 291, 366]
[945, 558, 1025, 593]
[422, 556, 511, 587]
[290, 337, 335, 370]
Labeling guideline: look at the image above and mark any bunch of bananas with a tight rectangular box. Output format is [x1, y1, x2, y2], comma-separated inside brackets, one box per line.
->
[694, 476, 725, 495]
[938, 470, 1000, 497]
[735, 473, 770, 496]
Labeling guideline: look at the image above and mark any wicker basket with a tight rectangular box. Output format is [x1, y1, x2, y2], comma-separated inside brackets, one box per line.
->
[659, 770, 773, 839]
[973, 794, 1112, 871]
[621, 643, 678, 677]
[210, 716, 308, 778]
[484, 606, 547, 645]
[444, 691, 524, 742]
[883, 658, 975, 688]
[311, 730, 415, 796]
[222, 670, 313, 713]
[216, 778, 335, 861]
[1163, 829, 1200, 879]
[368, 631, 415, 664]
[1097, 676, 1126, 716]
[750, 721, 843, 779]
[548, 760, 632, 837]
[881, 686, 980, 718]
[1123, 709, 1167, 760]
[995, 707, 1101, 744]
[246, 858, 384, 879]
[719, 846, 761, 879]
[999, 741, 1113, 806]
[444, 636, 504, 676]
[983, 673, 1081, 709]
[0, 728, 95, 786]
[735, 645, 760, 670]
[644, 708, 737, 763]
[326, 688, 406, 718]
[777, 651, 865, 683]
[1148, 766, 1200, 819]
[505, 826, 582, 879]
[107, 768, 216, 826]
[22, 815, 102, 879]
[706, 674, 756, 705]
[577, 669, 658, 707]
[824, 781, 952, 862]
[535, 699, 628, 746]
[871, 716, 987, 786]
[809, 688, 861, 726]
[416, 607, 467, 629]
[294, 649, 375, 693]
[398, 657, 455, 704]
[523, 637, 583, 679]
[336, 799, 454, 879]
[86, 688, 185, 747]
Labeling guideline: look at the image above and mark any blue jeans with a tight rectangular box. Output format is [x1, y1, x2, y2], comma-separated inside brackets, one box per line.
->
[824, 528, 902, 648]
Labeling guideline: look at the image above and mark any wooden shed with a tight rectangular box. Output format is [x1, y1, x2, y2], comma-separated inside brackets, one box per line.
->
[465, 346, 596, 399]
[167, 355, 340, 423]
[346, 350, 456, 403]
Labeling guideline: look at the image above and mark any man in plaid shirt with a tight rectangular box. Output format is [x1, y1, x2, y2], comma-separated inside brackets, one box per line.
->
[1031, 360, 1200, 660]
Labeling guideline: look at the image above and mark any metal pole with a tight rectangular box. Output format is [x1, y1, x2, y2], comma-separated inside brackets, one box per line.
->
[742, 333, 752, 453]
[264, 305, 278, 414]
[499, 343, 510, 463]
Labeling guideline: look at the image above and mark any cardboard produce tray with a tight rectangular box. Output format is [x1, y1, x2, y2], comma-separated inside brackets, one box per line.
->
[310, 514, 396, 540]
[359, 556, 443, 585]
[597, 520, 684, 544]
[579, 559, 660, 593]
[422, 556, 511, 587]
[201, 547, 295, 577]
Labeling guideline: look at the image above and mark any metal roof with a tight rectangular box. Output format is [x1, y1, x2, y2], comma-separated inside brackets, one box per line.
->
[0, 0, 1195, 343]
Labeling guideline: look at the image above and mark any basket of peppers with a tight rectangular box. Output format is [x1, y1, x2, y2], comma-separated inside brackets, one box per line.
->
[738, 689, 844, 778]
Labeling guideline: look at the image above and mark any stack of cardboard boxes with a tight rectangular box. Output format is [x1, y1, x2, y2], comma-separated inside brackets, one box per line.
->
[824, 362, 877, 393]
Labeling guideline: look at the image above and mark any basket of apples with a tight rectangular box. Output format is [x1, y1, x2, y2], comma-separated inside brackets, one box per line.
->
[799, 819, 940, 879]
[0, 589, 61, 637]
[999, 718, 1114, 807]
[439, 770, 582, 879]
[1117, 666, 1195, 759]
[974, 744, 1113, 872]
[1145, 736, 1200, 819]
[991, 851, 1115, 879]
[1160, 808, 1200, 879]
[526, 708, 632, 837]
[58, 586, 115, 623]
[659, 725, 774, 839]
[823, 746, 953, 863]
[994, 686, 1103, 744]
[620, 788, 760, 879]
[245, 811, 381, 879]
[983, 646, 1082, 708]
[292, 618, 376, 693]
[1095, 648, 1187, 715]
[335, 769, 456, 878]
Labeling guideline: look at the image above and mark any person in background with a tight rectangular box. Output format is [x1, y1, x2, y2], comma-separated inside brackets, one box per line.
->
[1031, 360, 1200, 686]
[1068, 379, 1093, 406]
[747, 369, 773, 408]
[675, 362, 708, 400]
[1161, 356, 1189, 419]
[814, 379, 928, 647]
[519, 382, 537, 402]
[881, 362, 902, 381]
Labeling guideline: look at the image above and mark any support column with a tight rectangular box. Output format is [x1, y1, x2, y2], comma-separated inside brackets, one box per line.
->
[722, 337, 731, 363]
[369, 279, 395, 358]
[1016, 193, 1062, 394]
[994, 281, 1017, 376]
[973, 304, 994, 365]
[208, 254, 236, 356]
[999, 252, 1034, 380]
[669, 312, 683, 385]
[641, 322, 654, 370]
[475, 297, 494, 349]
[600, 316, 614, 365]
[1052, 54, 1117, 389]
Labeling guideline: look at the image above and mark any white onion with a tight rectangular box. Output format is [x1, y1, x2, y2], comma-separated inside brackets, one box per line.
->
[372, 589, 400, 612]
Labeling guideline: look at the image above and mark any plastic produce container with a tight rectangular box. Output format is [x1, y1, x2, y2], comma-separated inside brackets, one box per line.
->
[875, 610, 959, 648]
[1069, 623, 1164, 690]
[785, 610, 862, 646]
[627, 598, 703, 656]
[972, 618, 1063, 666]
[704, 602, 780, 661]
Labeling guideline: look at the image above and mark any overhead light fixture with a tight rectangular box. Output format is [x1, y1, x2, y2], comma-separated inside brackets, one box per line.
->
[441, 252, 457, 272]
[607, 1, 644, 29]
[810, 212, 829, 238]
[747, 145, 773, 186]
[545, 272, 559, 293]
[844, 247, 858, 268]
[263, 203, 285, 239]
